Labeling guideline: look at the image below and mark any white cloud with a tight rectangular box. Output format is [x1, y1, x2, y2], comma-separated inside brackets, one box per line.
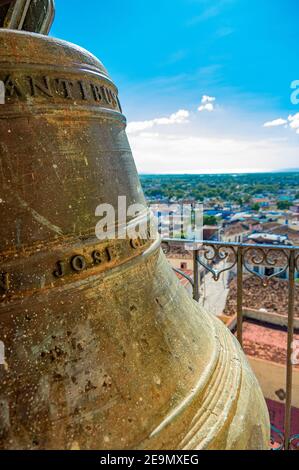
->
[138, 132, 160, 138]
[128, 131, 298, 174]
[263, 113, 299, 136]
[198, 102, 214, 112]
[127, 109, 189, 134]
[263, 118, 288, 127]
[202, 95, 216, 104]
[288, 113, 299, 130]
[198, 95, 216, 112]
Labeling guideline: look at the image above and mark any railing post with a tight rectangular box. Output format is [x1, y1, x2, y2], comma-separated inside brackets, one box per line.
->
[193, 249, 200, 302]
[236, 246, 243, 348]
[284, 249, 295, 450]
[169, 211, 174, 239]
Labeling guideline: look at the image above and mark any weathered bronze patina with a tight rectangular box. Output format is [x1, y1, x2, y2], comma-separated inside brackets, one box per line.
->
[0, 21, 270, 449]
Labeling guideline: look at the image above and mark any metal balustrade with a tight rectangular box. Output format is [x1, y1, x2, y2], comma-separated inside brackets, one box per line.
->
[162, 238, 299, 450]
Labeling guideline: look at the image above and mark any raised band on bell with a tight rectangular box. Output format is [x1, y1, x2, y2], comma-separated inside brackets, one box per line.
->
[0, 0, 270, 451]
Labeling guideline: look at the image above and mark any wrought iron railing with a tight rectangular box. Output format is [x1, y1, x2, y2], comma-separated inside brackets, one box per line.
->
[162, 238, 299, 450]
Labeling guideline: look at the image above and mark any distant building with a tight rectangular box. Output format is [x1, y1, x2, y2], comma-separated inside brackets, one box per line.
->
[152, 202, 203, 239]
[245, 222, 299, 247]
[270, 225, 299, 245]
[221, 221, 252, 243]
[247, 233, 289, 245]
[251, 197, 271, 208]
[202, 225, 219, 241]
[290, 203, 299, 214]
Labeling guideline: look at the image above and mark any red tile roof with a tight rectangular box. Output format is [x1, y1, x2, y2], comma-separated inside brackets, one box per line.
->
[239, 320, 299, 366]
[224, 275, 299, 318]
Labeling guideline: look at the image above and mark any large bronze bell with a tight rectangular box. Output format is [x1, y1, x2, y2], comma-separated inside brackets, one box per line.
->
[0, 2, 270, 450]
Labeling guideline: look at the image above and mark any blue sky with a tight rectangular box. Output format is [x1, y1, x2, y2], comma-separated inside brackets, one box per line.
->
[51, 0, 299, 173]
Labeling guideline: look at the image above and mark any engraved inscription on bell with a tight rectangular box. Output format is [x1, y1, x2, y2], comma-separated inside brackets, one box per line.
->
[0, 73, 121, 110]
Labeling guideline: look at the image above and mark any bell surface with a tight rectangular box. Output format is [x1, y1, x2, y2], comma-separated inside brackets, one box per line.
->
[0, 30, 270, 450]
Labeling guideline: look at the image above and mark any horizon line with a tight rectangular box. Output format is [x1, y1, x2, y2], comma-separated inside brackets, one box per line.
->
[139, 168, 299, 176]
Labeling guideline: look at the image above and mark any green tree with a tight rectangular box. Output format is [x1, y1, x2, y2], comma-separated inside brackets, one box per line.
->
[277, 200, 291, 210]
[203, 215, 217, 226]
[251, 203, 260, 212]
